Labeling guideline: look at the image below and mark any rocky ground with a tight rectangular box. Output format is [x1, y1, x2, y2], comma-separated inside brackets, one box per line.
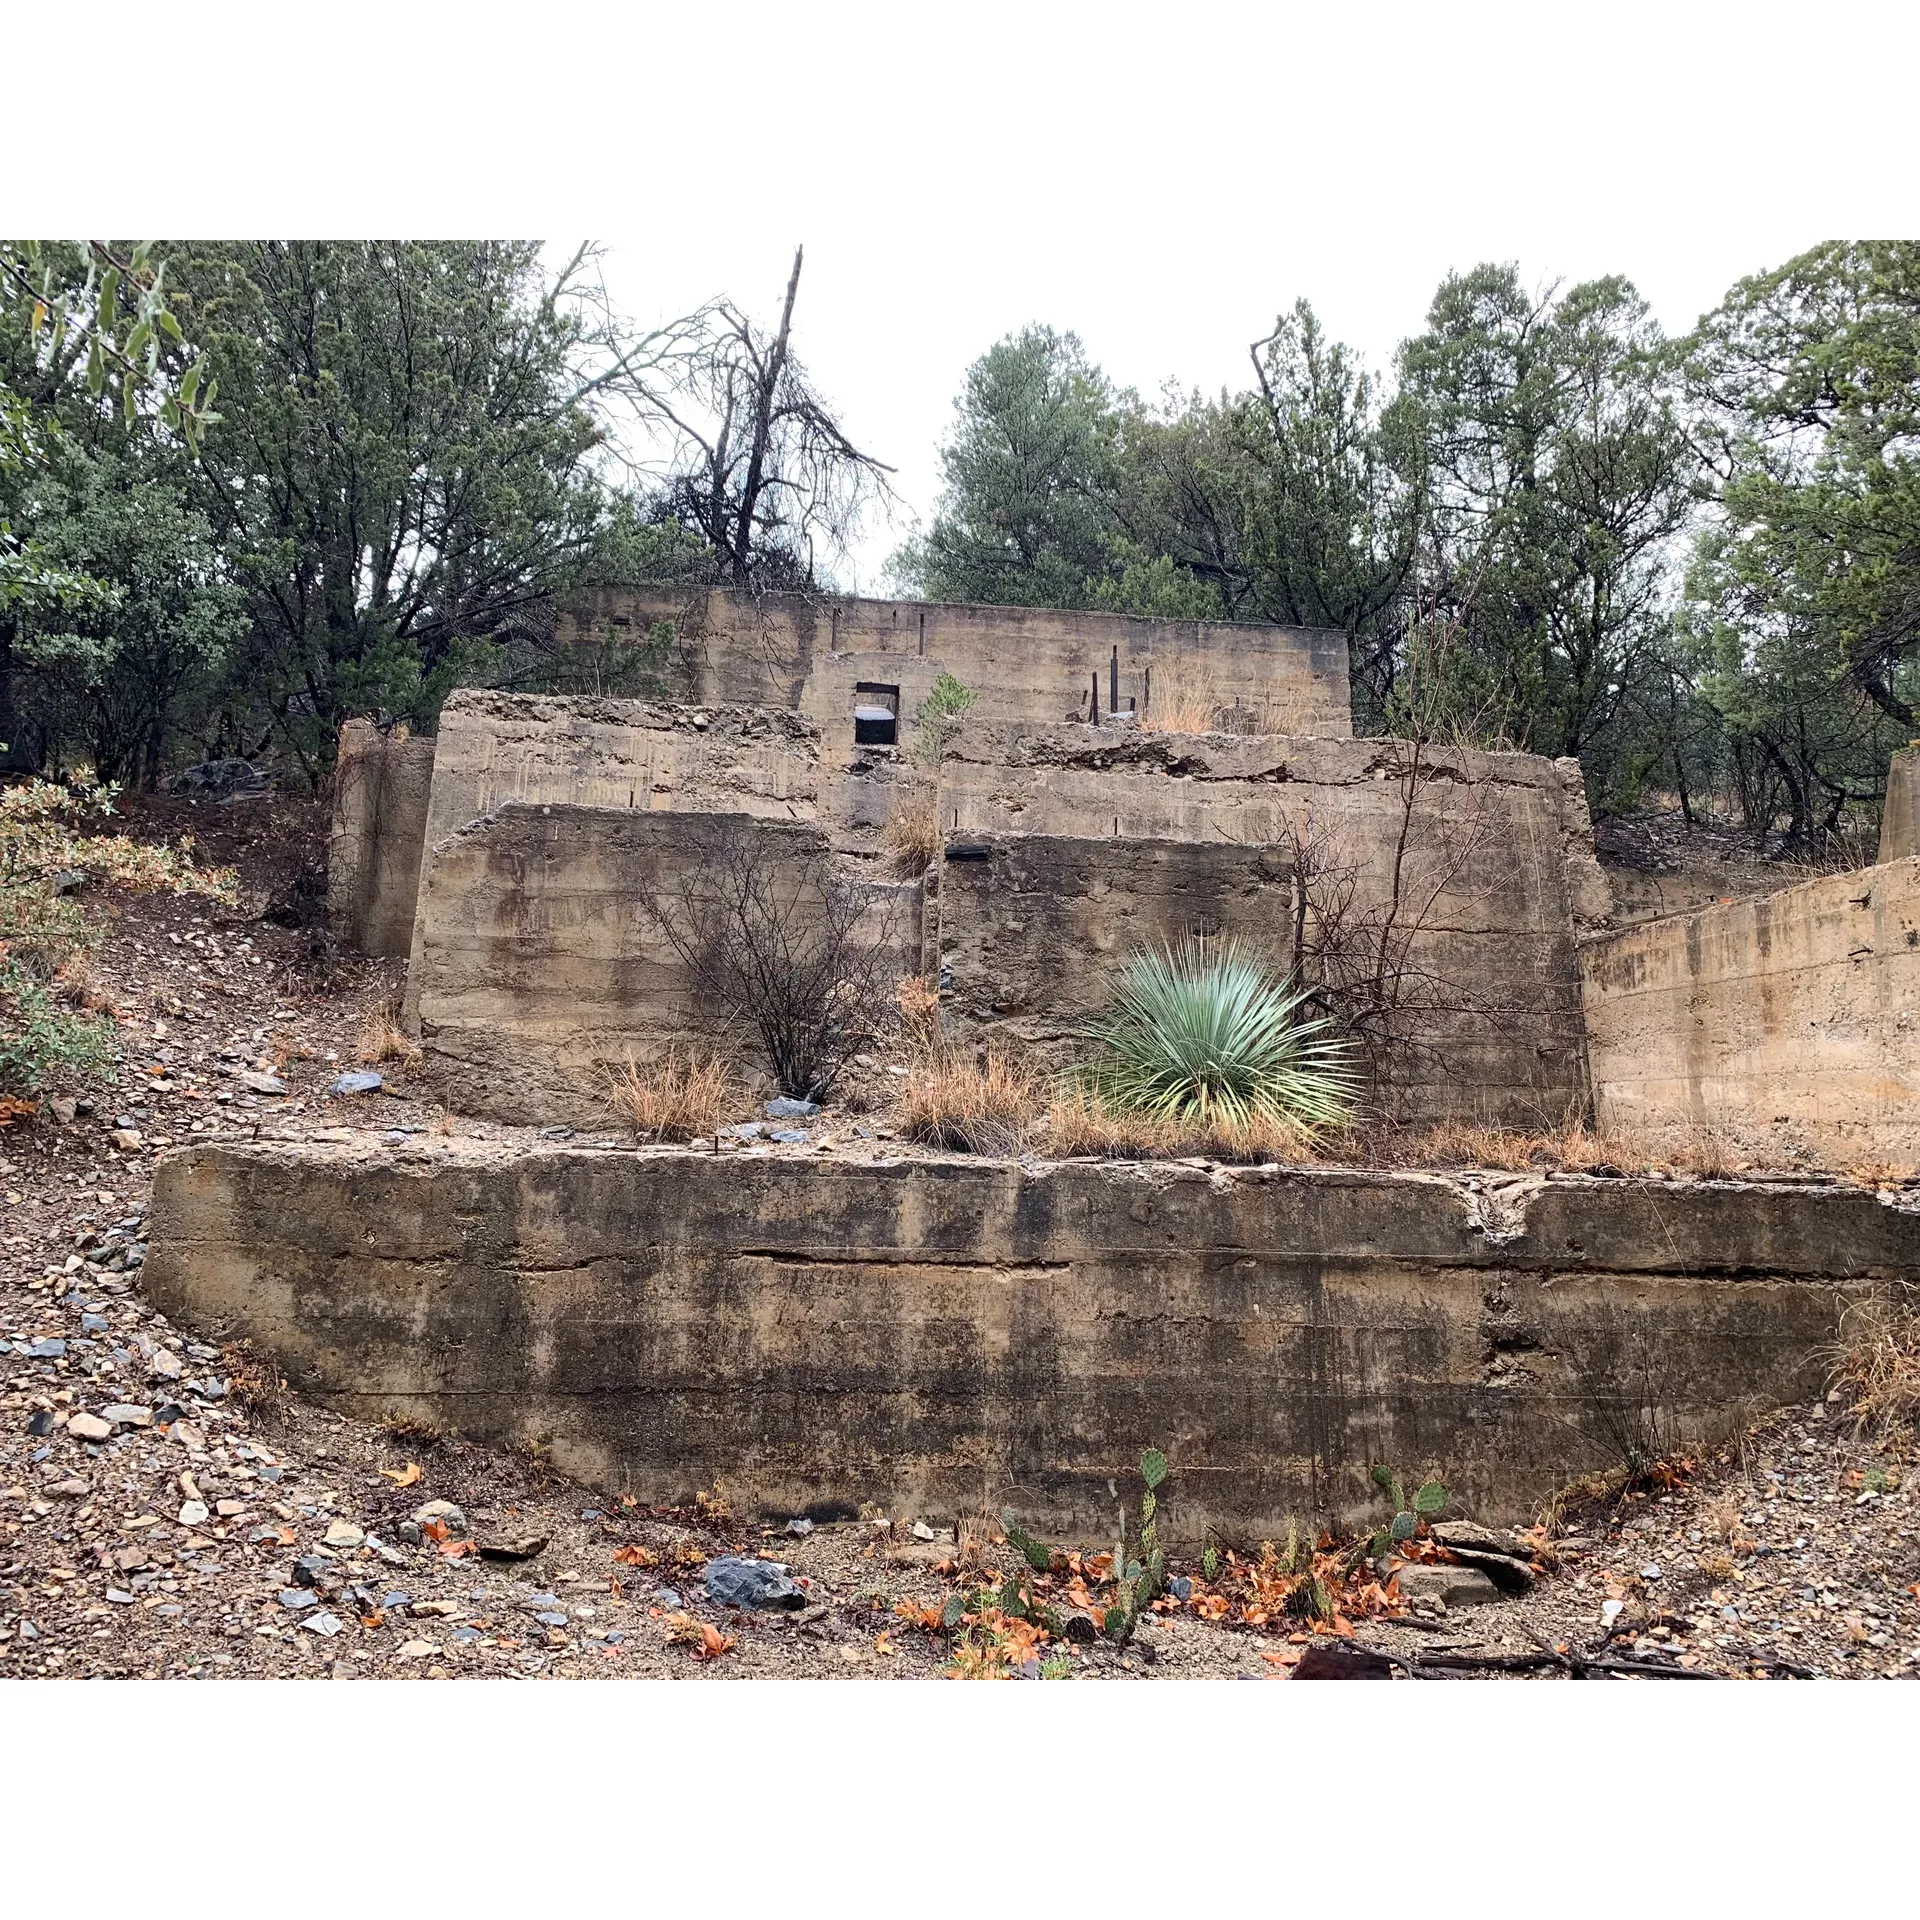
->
[1, 793, 1916, 1680]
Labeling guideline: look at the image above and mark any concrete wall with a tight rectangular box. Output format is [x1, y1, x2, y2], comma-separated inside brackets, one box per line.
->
[397, 690, 912, 1027]
[326, 722, 436, 957]
[411, 805, 921, 1128]
[557, 585, 1355, 741]
[145, 1142, 1882, 1539]
[1581, 855, 1920, 1167]
[1880, 747, 1920, 864]
[936, 831, 1296, 1051]
[936, 723, 1608, 1124]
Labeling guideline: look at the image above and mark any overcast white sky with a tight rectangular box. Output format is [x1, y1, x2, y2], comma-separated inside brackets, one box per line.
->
[22, 0, 1920, 588]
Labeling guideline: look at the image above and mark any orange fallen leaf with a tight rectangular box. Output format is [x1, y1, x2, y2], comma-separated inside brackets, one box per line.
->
[613, 1543, 656, 1567]
[874, 1633, 894, 1656]
[380, 1462, 423, 1488]
[439, 1538, 477, 1559]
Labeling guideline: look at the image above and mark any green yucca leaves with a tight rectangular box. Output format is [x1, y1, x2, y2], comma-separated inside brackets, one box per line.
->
[1077, 934, 1357, 1135]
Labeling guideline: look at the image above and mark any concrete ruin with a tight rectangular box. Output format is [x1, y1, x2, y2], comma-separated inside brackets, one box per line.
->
[145, 1143, 1883, 1537]
[188, 582, 1920, 1542]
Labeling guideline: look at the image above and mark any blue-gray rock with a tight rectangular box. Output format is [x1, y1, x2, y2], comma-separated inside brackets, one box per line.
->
[80, 1314, 109, 1333]
[301, 1611, 342, 1636]
[704, 1555, 806, 1610]
[382, 1592, 412, 1612]
[1170, 1576, 1193, 1602]
[655, 1587, 683, 1608]
[769, 1129, 809, 1144]
[538, 1125, 574, 1140]
[330, 1069, 384, 1096]
[727, 1122, 765, 1139]
[28, 1338, 66, 1359]
[785, 1517, 814, 1537]
[279, 1588, 318, 1610]
[99, 1403, 152, 1428]
[235, 1071, 288, 1097]
[533, 1610, 569, 1628]
[765, 1097, 821, 1120]
[25, 1409, 54, 1437]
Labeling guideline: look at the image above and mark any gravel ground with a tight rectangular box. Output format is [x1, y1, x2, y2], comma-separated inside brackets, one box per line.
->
[2, 794, 1915, 1680]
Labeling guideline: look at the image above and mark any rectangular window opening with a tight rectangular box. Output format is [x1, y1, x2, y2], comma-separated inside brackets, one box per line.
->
[853, 682, 900, 747]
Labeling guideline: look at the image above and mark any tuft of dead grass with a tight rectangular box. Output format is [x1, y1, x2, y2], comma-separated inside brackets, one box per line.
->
[360, 1008, 423, 1075]
[1140, 671, 1224, 735]
[901, 1048, 1041, 1155]
[895, 975, 942, 1056]
[603, 1047, 732, 1143]
[1041, 1086, 1320, 1164]
[1377, 1116, 1750, 1179]
[1833, 1281, 1920, 1441]
[881, 791, 941, 877]
[220, 1338, 290, 1425]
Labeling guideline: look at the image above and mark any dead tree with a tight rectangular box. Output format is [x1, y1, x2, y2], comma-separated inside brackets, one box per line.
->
[633, 821, 900, 1102]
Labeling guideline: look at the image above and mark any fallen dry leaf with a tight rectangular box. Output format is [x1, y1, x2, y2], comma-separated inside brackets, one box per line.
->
[613, 1543, 656, 1567]
[380, 1462, 423, 1488]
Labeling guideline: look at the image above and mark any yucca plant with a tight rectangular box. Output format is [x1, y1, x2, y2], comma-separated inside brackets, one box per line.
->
[1076, 934, 1357, 1137]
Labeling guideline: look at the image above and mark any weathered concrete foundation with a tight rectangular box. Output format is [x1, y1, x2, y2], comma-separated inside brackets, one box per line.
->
[1581, 855, 1920, 1167]
[144, 1143, 1890, 1541]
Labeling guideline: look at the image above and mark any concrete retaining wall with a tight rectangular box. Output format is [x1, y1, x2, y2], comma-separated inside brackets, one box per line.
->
[1581, 855, 1920, 1166]
[144, 1142, 1885, 1540]
[937, 831, 1296, 1052]
[935, 724, 1607, 1123]
[326, 722, 436, 957]
[558, 586, 1355, 740]
[411, 806, 921, 1127]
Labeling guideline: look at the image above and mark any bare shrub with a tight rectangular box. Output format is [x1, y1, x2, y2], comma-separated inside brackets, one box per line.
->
[635, 820, 900, 1103]
[1042, 1086, 1321, 1164]
[881, 790, 940, 876]
[603, 1047, 732, 1142]
[901, 1048, 1040, 1154]
[360, 1007, 422, 1075]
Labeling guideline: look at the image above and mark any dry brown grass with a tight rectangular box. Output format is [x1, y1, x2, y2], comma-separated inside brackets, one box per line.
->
[52, 954, 118, 1015]
[1041, 1086, 1320, 1164]
[1833, 1282, 1920, 1441]
[881, 790, 941, 876]
[602, 1047, 732, 1143]
[1140, 670, 1224, 735]
[900, 1048, 1042, 1155]
[1378, 1116, 1751, 1179]
[220, 1338, 290, 1425]
[895, 975, 941, 1055]
[359, 1008, 422, 1075]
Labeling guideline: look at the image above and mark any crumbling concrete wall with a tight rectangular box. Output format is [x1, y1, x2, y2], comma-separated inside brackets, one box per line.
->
[145, 1142, 1882, 1539]
[557, 585, 1355, 740]
[1581, 855, 1920, 1167]
[411, 805, 920, 1128]
[325, 721, 437, 957]
[397, 690, 911, 1028]
[935, 723, 1608, 1124]
[937, 831, 1296, 1052]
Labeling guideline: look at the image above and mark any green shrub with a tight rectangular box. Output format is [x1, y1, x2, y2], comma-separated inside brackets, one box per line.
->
[911, 671, 976, 765]
[1076, 933, 1357, 1137]
[0, 959, 116, 1094]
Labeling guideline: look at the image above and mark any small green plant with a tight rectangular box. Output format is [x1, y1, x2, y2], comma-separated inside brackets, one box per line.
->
[1102, 1446, 1169, 1646]
[1201, 1544, 1220, 1582]
[1075, 934, 1357, 1138]
[1367, 1465, 1447, 1558]
[911, 671, 976, 765]
[1002, 1516, 1056, 1574]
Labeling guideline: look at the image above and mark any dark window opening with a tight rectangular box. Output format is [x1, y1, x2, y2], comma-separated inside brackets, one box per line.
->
[853, 682, 900, 747]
